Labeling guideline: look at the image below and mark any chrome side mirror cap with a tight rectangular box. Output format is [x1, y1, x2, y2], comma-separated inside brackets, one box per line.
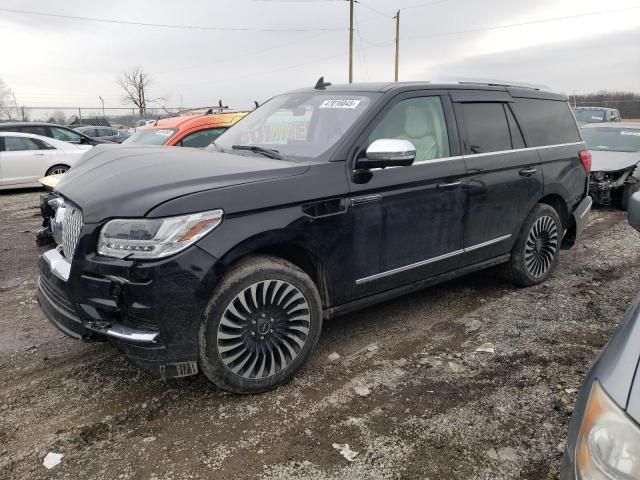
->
[357, 139, 416, 169]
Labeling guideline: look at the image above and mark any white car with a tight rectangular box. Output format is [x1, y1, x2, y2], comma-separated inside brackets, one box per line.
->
[0, 132, 91, 190]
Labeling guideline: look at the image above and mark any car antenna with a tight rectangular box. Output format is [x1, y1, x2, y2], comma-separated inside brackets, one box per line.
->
[218, 100, 228, 112]
[254, 100, 259, 109]
[153, 114, 162, 126]
[314, 76, 331, 90]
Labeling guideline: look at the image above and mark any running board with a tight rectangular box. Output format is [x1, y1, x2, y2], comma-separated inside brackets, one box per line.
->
[323, 254, 510, 319]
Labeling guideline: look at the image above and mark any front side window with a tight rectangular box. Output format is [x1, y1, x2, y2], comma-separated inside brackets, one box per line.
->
[215, 92, 379, 160]
[21, 126, 48, 137]
[123, 128, 177, 145]
[514, 99, 581, 146]
[51, 127, 84, 144]
[459, 103, 511, 154]
[4, 137, 42, 151]
[368, 96, 450, 162]
[180, 128, 227, 148]
[582, 127, 640, 153]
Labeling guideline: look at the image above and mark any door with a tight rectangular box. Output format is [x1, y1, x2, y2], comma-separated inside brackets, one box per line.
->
[453, 96, 543, 265]
[0, 136, 52, 185]
[349, 92, 467, 297]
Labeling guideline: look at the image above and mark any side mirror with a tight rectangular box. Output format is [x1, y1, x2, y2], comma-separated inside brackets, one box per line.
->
[628, 192, 640, 232]
[357, 139, 416, 169]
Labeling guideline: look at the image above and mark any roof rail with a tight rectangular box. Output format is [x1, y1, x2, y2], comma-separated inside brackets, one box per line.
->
[430, 76, 551, 91]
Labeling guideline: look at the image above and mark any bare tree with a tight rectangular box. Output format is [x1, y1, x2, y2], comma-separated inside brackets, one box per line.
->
[47, 110, 67, 125]
[19, 106, 30, 121]
[117, 67, 165, 117]
[0, 78, 16, 120]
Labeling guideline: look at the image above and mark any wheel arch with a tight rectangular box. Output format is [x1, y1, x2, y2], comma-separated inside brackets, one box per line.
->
[538, 193, 573, 249]
[216, 233, 334, 309]
[45, 163, 70, 176]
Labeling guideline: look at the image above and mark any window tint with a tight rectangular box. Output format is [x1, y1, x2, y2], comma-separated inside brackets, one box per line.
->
[368, 96, 450, 162]
[21, 126, 49, 137]
[180, 128, 227, 148]
[459, 103, 511, 154]
[505, 105, 525, 149]
[5, 137, 42, 151]
[51, 127, 84, 143]
[99, 128, 114, 137]
[512, 99, 580, 146]
[33, 138, 56, 150]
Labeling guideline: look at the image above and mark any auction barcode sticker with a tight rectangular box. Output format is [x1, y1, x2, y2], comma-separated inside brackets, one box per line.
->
[319, 99, 361, 109]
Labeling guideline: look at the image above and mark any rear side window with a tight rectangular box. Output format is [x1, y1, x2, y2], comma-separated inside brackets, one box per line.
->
[512, 99, 580, 147]
[4, 137, 42, 151]
[459, 103, 511, 154]
[21, 126, 49, 137]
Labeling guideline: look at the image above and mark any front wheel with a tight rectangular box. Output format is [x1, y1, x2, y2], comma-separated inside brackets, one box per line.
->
[45, 164, 70, 176]
[504, 203, 562, 287]
[199, 255, 323, 393]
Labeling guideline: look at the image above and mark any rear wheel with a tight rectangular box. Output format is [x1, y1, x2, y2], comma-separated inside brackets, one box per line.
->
[199, 255, 322, 393]
[45, 164, 69, 176]
[504, 203, 562, 287]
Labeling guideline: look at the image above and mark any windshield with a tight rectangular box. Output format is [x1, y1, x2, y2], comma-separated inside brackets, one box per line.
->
[575, 108, 606, 123]
[123, 128, 177, 146]
[215, 92, 379, 160]
[582, 127, 640, 152]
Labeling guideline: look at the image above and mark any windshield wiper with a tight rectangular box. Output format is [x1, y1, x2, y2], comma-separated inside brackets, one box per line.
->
[231, 145, 283, 160]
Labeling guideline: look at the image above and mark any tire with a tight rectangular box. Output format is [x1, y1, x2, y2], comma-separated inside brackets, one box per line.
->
[46, 164, 70, 176]
[199, 255, 323, 393]
[621, 176, 639, 211]
[504, 203, 563, 287]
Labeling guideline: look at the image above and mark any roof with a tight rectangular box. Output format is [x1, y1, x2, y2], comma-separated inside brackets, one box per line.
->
[575, 106, 619, 112]
[286, 80, 565, 100]
[0, 121, 64, 128]
[141, 112, 247, 130]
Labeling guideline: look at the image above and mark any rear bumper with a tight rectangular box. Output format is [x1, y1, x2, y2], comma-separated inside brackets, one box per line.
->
[37, 246, 220, 378]
[572, 195, 592, 242]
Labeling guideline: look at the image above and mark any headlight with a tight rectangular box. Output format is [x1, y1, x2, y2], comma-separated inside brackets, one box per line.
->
[98, 209, 223, 259]
[576, 381, 640, 479]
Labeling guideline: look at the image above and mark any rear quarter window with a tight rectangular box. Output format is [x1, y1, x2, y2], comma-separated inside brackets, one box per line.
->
[512, 99, 580, 147]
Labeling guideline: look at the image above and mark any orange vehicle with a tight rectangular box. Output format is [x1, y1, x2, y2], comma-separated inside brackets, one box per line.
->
[123, 111, 248, 148]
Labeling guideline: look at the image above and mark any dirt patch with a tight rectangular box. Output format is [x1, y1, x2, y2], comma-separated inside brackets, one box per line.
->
[0, 190, 638, 479]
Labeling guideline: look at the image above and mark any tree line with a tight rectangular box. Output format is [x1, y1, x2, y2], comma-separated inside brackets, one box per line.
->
[574, 91, 640, 119]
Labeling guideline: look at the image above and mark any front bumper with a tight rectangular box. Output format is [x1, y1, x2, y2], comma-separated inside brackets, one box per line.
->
[37, 245, 220, 378]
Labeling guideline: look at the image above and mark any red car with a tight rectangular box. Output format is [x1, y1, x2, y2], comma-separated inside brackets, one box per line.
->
[123, 111, 248, 147]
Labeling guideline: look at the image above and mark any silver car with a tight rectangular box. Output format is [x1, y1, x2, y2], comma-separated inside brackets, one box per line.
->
[584, 123, 640, 209]
[561, 191, 640, 479]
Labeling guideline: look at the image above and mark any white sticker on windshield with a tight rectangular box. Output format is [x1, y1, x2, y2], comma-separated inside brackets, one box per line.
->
[621, 131, 640, 136]
[319, 99, 361, 109]
[155, 130, 174, 136]
[591, 116, 603, 120]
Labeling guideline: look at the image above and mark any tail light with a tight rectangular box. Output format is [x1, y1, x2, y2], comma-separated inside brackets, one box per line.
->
[579, 150, 592, 173]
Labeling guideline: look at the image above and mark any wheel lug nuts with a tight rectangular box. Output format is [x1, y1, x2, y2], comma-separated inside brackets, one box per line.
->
[251, 332, 256, 336]
[260, 336, 264, 340]
[251, 320, 257, 325]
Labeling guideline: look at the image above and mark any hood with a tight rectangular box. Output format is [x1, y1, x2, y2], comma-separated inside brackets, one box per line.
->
[55, 145, 308, 222]
[591, 150, 640, 172]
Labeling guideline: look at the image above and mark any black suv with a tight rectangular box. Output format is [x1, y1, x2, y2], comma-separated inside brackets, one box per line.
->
[36, 81, 592, 393]
[0, 122, 113, 145]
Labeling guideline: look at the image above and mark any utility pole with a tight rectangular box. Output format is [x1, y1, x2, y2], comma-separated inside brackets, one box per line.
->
[394, 10, 400, 82]
[99, 96, 105, 117]
[349, 0, 354, 83]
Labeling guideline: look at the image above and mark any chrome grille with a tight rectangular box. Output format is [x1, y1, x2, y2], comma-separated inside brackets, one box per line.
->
[61, 205, 84, 260]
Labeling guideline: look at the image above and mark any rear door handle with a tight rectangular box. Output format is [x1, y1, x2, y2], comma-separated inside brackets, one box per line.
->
[437, 181, 462, 190]
[33, 153, 45, 156]
[519, 168, 537, 177]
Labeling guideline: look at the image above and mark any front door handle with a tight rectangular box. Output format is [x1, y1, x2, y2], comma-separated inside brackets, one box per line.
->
[437, 181, 462, 190]
[519, 167, 537, 177]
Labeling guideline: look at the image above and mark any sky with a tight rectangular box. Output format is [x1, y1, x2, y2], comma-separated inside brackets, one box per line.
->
[0, 0, 639, 115]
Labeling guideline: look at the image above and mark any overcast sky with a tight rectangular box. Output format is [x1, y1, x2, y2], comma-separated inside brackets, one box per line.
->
[1, 0, 639, 113]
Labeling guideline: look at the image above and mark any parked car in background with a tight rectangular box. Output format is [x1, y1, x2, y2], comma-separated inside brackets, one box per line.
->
[0, 122, 113, 146]
[36, 80, 591, 393]
[583, 123, 640, 209]
[0, 132, 91, 190]
[561, 191, 640, 479]
[574, 106, 622, 125]
[128, 119, 156, 135]
[75, 126, 130, 144]
[123, 111, 247, 147]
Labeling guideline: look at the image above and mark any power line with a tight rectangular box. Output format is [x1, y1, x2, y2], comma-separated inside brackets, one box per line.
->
[355, 1, 392, 19]
[0, 7, 346, 32]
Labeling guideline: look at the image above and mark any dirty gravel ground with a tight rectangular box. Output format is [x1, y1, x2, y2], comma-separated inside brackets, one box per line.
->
[1, 190, 639, 480]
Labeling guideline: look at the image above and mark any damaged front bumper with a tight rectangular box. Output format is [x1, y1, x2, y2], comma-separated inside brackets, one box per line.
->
[589, 169, 634, 205]
[36, 244, 220, 379]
